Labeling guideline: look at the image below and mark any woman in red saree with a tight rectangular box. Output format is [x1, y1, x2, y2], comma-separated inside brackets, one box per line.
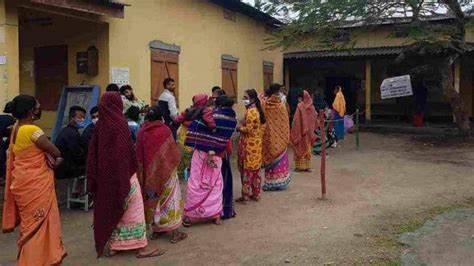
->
[136, 106, 187, 243]
[87, 92, 162, 258]
[2, 95, 67, 265]
[290, 90, 318, 171]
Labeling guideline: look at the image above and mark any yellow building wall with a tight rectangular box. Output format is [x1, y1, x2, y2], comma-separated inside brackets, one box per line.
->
[0, 0, 19, 110]
[18, 10, 109, 132]
[287, 23, 474, 53]
[104, 0, 283, 116]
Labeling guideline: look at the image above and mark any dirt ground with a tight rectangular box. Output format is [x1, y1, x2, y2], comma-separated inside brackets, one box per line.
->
[1, 132, 474, 265]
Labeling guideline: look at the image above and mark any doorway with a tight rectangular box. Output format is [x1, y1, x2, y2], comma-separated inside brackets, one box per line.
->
[34, 45, 68, 111]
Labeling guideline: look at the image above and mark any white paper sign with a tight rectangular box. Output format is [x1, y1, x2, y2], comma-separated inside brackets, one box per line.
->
[0, 55, 6, 65]
[380, 75, 413, 99]
[111, 67, 130, 85]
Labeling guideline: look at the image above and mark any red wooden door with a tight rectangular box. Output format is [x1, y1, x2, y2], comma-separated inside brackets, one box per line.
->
[263, 64, 274, 90]
[222, 60, 238, 98]
[151, 49, 179, 106]
[34, 45, 68, 110]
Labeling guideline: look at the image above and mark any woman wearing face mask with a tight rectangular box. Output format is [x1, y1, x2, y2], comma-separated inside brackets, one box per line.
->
[236, 89, 266, 203]
[2, 94, 67, 265]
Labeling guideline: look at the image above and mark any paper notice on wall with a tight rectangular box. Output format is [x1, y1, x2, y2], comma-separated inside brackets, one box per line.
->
[0, 27, 5, 44]
[380, 75, 413, 100]
[0, 56, 6, 65]
[111, 67, 130, 86]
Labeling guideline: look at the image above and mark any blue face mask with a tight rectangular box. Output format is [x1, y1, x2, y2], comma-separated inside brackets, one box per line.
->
[75, 120, 87, 129]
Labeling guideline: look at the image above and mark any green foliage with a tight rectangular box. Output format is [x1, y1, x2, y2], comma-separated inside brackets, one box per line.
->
[258, 0, 471, 51]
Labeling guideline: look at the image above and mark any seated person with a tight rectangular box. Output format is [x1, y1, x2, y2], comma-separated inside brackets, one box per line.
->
[54, 106, 88, 180]
[126, 106, 140, 142]
[82, 106, 98, 150]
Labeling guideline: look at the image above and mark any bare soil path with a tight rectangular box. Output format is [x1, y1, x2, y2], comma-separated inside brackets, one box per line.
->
[1, 132, 473, 265]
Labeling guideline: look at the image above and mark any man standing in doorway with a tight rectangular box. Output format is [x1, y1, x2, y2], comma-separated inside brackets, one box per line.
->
[158, 78, 179, 139]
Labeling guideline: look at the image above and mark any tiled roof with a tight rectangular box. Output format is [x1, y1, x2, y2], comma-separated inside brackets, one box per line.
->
[284, 44, 474, 59]
[209, 0, 282, 27]
[284, 46, 405, 59]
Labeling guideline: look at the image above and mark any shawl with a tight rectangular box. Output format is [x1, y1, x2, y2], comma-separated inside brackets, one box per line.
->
[86, 92, 137, 257]
[291, 91, 318, 157]
[136, 120, 181, 223]
[177, 94, 209, 126]
[332, 88, 346, 117]
[185, 107, 237, 153]
[193, 94, 208, 107]
[262, 94, 290, 165]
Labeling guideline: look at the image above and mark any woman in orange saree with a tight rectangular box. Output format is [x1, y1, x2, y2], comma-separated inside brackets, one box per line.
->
[261, 84, 291, 191]
[2, 95, 67, 265]
[291, 90, 318, 171]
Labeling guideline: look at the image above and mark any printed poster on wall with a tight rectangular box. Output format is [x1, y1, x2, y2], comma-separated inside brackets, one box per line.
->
[111, 67, 130, 86]
[380, 75, 413, 100]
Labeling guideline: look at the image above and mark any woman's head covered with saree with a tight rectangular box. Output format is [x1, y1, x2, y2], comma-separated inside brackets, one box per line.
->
[291, 90, 318, 157]
[192, 94, 209, 108]
[87, 91, 138, 257]
[262, 83, 290, 165]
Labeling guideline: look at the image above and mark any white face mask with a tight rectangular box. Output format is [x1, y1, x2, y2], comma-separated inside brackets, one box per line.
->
[242, 99, 251, 106]
[280, 93, 287, 103]
[92, 118, 98, 124]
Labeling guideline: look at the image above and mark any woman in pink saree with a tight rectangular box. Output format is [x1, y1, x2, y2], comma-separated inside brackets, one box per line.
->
[183, 95, 237, 226]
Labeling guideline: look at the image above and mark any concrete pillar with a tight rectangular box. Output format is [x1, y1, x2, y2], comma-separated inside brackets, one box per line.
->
[365, 60, 371, 121]
[0, 0, 19, 111]
[454, 60, 461, 93]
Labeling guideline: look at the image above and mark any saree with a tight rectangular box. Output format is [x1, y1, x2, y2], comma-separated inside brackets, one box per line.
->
[261, 95, 291, 191]
[2, 126, 66, 265]
[312, 120, 336, 155]
[108, 175, 147, 251]
[221, 148, 235, 219]
[176, 94, 209, 180]
[87, 92, 139, 257]
[136, 121, 182, 233]
[238, 106, 264, 199]
[184, 150, 223, 221]
[291, 91, 318, 171]
[332, 89, 346, 140]
[177, 126, 193, 180]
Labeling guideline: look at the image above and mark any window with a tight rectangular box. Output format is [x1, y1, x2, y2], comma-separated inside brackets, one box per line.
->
[149, 40, 180, 106]
[221, 55, 238, 98]
[263, 61, 274, 90]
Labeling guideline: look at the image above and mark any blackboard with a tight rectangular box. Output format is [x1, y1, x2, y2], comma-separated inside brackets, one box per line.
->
[51, 85, 100, 142]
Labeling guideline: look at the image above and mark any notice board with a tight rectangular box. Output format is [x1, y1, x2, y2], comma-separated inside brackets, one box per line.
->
[51, 85, 100, 142]
[380, 75, 413, 100]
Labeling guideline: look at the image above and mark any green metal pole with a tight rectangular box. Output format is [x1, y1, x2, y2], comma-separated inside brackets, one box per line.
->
[356, 108, 360, 149]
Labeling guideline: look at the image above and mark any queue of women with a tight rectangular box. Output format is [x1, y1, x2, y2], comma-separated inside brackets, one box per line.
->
[1, 83, 347, 265]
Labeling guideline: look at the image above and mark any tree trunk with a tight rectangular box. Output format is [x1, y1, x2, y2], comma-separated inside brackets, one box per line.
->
[440, 57, 471, 135]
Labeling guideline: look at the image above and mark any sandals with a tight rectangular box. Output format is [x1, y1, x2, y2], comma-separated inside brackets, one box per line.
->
[136, 248, 165, 259]
[170, 231, 187, 244]
[182, 218, 192, 227]
[104, 249, 117, 258]
[235, 197, 249, 204]
[213, 218, 222, 225]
